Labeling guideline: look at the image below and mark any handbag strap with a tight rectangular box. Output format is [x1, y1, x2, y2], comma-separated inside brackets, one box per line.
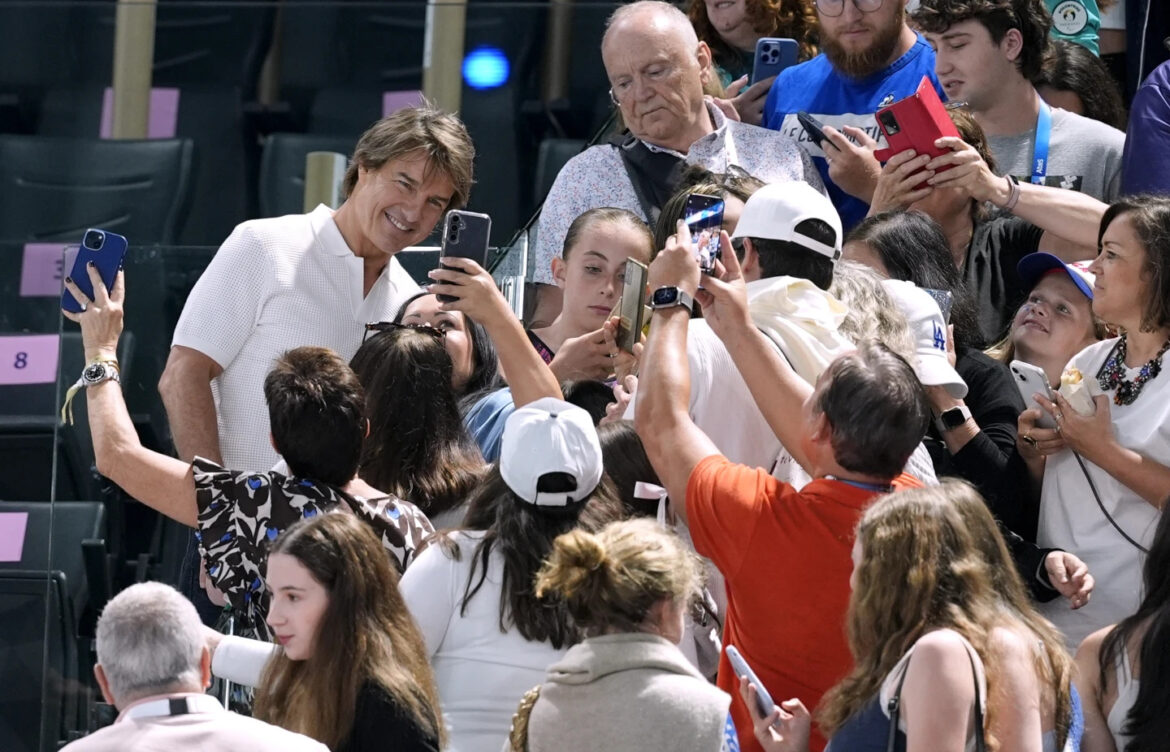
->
[607, 131, 685, 227]
[507, 684, 542, 752]
[886, 638, 987, 752]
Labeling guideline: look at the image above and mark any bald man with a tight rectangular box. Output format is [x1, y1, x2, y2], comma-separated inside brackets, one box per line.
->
[529, 0, 822, 326]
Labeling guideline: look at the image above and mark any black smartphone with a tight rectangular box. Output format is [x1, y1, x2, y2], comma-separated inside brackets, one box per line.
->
[616, 259, 648, 354]
[437, 210, 491, 303]
[61, 229, 128, 314]
[796, 111, 827, 149]
[751, 38, 798, 85]
[684, 194, 724, 275]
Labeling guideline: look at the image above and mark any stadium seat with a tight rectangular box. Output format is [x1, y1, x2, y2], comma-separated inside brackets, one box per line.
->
[259, 133, 356, 218]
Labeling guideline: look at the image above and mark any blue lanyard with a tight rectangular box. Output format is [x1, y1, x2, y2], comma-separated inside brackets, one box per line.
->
[825, 476, 893, 494]
[1031, 101, 1052, 184]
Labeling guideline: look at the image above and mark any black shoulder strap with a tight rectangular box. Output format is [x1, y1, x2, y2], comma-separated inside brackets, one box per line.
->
[607, 131, 686, 227]
[886, 640, 987, 752]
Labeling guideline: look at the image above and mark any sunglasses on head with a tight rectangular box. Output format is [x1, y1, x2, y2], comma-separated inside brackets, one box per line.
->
[362, 321, 446, 343]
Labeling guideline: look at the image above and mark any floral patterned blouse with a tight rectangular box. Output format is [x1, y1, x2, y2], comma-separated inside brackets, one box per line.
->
[192, 457, 433, 642]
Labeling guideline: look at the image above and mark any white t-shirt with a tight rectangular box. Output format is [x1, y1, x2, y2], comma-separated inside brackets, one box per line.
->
[1038, 337, 1166, 648]
[172, 205, 420, 471]
[399, 530, 569, 752]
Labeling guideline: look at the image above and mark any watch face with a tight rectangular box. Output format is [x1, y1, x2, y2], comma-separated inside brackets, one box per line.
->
[651, 287, 679, 306]
[83, 363, 106, 381]
[941, 407, 966, 429]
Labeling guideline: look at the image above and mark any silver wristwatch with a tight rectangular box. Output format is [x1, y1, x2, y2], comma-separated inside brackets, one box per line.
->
[80, 360, 121, 387]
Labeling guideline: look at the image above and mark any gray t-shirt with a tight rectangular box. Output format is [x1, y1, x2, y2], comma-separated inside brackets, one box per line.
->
[987, 106, 1125, 202]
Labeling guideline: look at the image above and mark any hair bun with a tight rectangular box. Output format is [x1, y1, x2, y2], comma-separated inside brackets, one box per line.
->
[534, 529, 610, 602]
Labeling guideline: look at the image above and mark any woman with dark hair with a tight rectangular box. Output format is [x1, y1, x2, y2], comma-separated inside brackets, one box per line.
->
[1036, 39, 1128, 131]
[399, 398, 623, 752]
[349, 325, 486, 527]
[254, 512, 443, 752]
[394, 290, 501, 402]
[867, 106, 1109, 344]
[741, 482, 1065, 751]
[1076, 505, 1170, 752]
[1022, 196, 1170, 648]
[843, 209, 1027, 521]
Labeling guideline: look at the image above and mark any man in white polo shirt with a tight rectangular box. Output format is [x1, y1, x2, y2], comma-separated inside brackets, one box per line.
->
[159, 105, 475, 473]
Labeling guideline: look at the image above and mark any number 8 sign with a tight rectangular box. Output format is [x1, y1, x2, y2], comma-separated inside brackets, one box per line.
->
[0, 335, 59, 385]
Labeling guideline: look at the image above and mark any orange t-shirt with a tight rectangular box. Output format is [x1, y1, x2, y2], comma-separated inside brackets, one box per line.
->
[686, 455, 921, 752]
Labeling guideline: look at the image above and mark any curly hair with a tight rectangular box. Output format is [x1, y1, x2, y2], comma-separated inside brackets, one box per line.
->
[1034, 39, 1128, 130]
[687, 0, 819, 74]
[912, 0, 1052, 80]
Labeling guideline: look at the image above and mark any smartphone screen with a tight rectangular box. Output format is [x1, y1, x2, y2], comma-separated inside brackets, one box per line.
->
[922, 288, 954, 324]
[617, 259, 648, 353]
[684, 194, 724, 274]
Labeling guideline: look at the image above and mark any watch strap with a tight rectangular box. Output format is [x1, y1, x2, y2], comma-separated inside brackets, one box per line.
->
[650, 286, 694, 312]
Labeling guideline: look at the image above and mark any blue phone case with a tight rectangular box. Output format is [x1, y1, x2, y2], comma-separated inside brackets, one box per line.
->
[752, 38, 798, 85]
[726, 645, 776, 718]
[61, 229, 128, 314]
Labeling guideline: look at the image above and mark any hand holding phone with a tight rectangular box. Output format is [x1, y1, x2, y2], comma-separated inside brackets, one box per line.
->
[872, 77, 960, 165]
[1010, 360, 1057, 428]
[796, 111, 827, 150]
[62, 229, 128, 314]
[437, 210, 491, 303]
[684, 193, 725, 274]
[726, 645, 776, 720]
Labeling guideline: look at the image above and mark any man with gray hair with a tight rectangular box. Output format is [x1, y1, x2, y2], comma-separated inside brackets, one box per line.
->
[530, 0, 823, 326]
[61, 582, 326, 751]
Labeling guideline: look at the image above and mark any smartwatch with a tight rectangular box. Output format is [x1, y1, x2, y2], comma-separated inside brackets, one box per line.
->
[649, 286, 694, 313]
[935, 404, 972, 433]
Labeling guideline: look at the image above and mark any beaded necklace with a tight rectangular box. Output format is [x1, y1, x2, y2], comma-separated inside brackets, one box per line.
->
[1096, 334, 1170, 406]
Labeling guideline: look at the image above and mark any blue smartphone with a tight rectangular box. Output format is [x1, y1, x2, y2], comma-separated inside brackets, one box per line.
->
[61, 229, 128, 314]
[752, 38, 798, 85]
[726, 645, 776, 719]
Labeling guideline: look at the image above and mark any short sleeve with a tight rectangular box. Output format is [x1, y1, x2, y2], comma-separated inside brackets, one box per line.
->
[192, 457, 270, 605]
[172, 222, 274, 368]
[464, 387, 516, 463]
[685, 454, 787, 580]
[399, 536, 466, 656]
[348, 495, 435, 572]
[1001, 217, 1045, 268]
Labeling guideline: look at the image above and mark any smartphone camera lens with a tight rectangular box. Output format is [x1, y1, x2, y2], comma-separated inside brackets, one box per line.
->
[83, 230, 104, 250]
[878, 111, 900, 136]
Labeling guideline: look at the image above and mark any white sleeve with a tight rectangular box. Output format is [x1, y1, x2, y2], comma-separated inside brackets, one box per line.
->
[211, 635, 279, 687]
[172, 222, 275, 369]
[399, 538, 463, 657]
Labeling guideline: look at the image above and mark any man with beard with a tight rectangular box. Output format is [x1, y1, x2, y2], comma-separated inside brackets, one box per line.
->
[761, 0, 943, 230]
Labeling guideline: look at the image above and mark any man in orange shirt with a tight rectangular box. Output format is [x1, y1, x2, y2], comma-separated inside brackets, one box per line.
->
[635, 222, 929, 752]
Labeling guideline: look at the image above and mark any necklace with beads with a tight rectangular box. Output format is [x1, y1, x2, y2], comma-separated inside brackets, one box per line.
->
[1096, 334, 1170, 406]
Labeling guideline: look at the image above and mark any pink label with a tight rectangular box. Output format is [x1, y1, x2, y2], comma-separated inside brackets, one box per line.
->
[19, 244, 78, 297]
[383, 90, 424, 117]
[100, 87, 180, 139]
[0, 512, 28, 562]
[0, 335, 60, 385]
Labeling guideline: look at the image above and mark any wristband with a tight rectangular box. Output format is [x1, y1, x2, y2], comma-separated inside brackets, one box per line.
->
[1002, 175, 1021, 213]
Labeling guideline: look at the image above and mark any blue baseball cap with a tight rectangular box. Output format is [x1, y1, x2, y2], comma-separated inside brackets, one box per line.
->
[1017, 252, 1094, 300]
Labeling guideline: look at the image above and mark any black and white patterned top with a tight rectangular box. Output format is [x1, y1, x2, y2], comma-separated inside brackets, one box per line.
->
[192, 457, 433, 642]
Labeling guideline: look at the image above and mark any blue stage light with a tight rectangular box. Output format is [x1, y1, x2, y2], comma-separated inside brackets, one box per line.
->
[463, 47, 509, 90]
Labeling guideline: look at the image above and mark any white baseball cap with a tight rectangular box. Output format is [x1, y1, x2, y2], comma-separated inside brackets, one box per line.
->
[882, 279, 968, 399]
[730, 182, 843, 262]
[499, 397, 604, 508]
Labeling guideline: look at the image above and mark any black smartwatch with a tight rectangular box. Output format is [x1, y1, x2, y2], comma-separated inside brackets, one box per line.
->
[935, 405, 972, 433]
[649, 286, 694, 313]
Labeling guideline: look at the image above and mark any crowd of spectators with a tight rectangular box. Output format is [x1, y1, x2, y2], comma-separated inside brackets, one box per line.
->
[53, 0, 1170, 750]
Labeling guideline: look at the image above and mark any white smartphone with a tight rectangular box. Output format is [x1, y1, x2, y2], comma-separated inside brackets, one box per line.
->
[725, 645, 776, 719]
[1010, 360, 1057, 429]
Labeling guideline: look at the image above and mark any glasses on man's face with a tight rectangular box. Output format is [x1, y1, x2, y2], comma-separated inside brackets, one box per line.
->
[362, 321, 446, 343]
[608, 59, 679, 106]
[814, 0, 884, 17]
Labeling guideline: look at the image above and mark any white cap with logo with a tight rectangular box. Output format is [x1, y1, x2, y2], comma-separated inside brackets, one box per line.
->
[730, 182, 843, 262]
[499, 397, 604, 507]
[882, 279, 968, 399]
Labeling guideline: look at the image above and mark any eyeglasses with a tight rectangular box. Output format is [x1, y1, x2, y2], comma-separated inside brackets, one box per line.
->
[608, 60, 680, 106]
[814, 0, 884, 17]
[362, 321, 446, 343]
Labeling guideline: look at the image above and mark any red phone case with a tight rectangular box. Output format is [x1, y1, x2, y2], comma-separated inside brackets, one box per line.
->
[872, 76, 959, 164]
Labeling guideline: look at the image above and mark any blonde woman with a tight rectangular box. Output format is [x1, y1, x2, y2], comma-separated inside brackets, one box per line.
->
[512, 518, 737, 752]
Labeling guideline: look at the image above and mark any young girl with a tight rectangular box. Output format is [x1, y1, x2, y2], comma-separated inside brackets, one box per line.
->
[529, 208, 653, 382]
[254, 512, 444, 752]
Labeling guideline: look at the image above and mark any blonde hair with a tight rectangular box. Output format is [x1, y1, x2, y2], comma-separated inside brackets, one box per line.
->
[818, 482, 1002, 749]
[535, 518, 703, 636]
[830, 261, 916, 364]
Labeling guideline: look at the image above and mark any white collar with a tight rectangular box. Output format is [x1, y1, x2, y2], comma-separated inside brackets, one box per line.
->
[118, 693, 224, 723]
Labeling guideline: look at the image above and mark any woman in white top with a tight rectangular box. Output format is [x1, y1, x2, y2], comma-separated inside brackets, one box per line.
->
[1019, 196, 1170, 648]
[1075, 508, 1170, 752]
[739, 481, 1070, 752]
[398, 398, 622, 752]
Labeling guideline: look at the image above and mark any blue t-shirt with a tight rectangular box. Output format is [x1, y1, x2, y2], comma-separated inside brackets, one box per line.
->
[1121, 60, 1170, 197]
[761, 36, 943, 230]
[463, 386, 516, 463]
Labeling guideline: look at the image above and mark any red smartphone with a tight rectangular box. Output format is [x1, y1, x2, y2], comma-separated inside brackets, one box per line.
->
[872, 77, 959, 166]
